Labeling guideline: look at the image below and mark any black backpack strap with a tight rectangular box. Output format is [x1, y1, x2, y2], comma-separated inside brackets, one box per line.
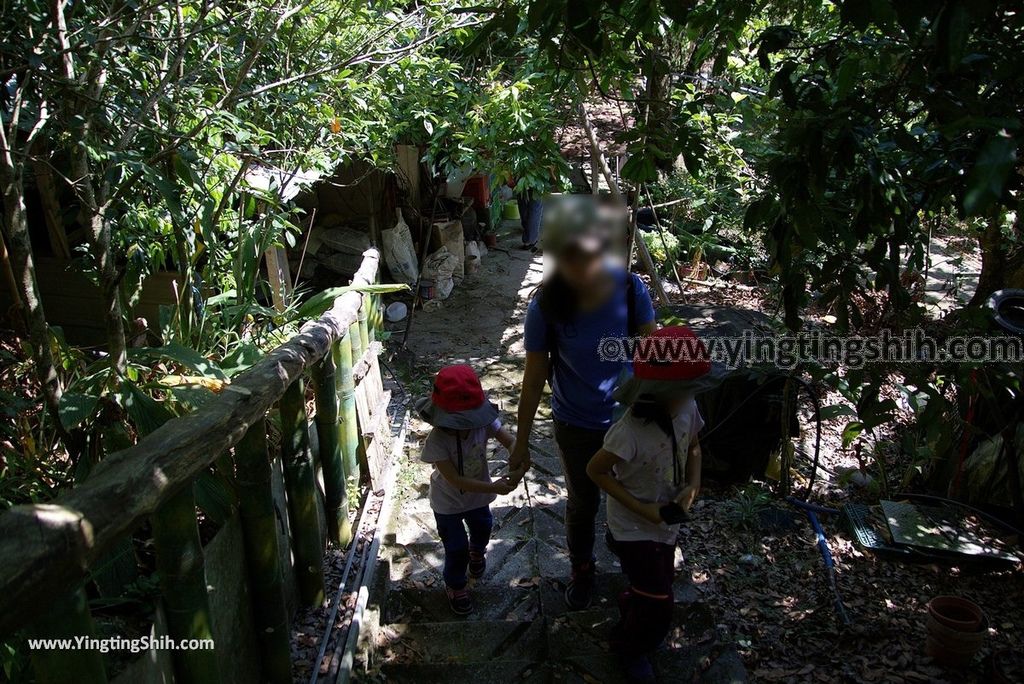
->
[669, 425, 681, 486]
[455, 435, 465, 494]
[626, 272, 637, 338]
[546, 310, 559, 386]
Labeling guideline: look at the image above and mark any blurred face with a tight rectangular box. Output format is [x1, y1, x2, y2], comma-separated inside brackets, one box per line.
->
[556, 244, 604, 290]
[666, 394, 694, 415]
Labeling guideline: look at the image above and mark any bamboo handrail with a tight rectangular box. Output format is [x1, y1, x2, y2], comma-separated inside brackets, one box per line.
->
[0, 248, 381, 636]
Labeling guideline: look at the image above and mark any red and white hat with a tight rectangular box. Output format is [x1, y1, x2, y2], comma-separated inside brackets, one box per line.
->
[416, 365, 499, 429]
[613, 325, 727, 405]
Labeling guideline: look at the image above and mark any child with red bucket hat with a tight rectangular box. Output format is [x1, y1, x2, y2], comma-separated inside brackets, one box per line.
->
[586, 326, 726, 682]
[416, 365, 524, 615]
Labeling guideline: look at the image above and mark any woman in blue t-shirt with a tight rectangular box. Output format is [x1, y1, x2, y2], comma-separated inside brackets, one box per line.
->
[510, 195, 656, 610]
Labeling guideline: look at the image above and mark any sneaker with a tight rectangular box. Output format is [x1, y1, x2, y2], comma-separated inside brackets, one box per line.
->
[468, 551, 486, 579]
[564, 562, 595, 610]
[622, 654, 656, 683]
[446, 587, 473, 615]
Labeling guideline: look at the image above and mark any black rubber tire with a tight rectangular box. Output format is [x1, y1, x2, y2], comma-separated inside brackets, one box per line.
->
[987, 289, 1024, 335]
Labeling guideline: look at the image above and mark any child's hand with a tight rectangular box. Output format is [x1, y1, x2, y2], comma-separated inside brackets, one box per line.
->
[492, 476, 518, 495]
[676, 484, 699, 512]
[638, 501, 664, 524]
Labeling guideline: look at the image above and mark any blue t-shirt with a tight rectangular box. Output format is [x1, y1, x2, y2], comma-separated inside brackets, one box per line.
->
[524, 269, 655, 430]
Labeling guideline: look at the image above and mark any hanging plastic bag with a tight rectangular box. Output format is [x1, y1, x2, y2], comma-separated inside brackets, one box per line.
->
[382, 209, 419, 285]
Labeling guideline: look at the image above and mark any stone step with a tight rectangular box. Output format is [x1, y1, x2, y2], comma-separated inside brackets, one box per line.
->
[367, 659, 547, 683]
[370, 619, 544, 665]
[369, 648, 745, 684]
[382, 578, 542, 624]
[367, 599, 734, 678]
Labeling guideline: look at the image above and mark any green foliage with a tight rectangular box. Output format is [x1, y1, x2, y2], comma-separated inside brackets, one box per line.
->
[745, 1, 1022, 330]
[724, 485, 774, 531]
[641, 229, 681, 269]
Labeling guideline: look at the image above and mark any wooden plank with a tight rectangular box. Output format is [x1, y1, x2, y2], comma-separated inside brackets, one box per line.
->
[0, 250, 380, 635]
[31, 158, 71, 259]
[395, 144, 421, 208]
[264, 246, 292, 313]
[0, 257, 182, 343]
[355, 386, 391, 487]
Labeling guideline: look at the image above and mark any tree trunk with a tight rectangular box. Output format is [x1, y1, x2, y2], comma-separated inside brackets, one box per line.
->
[971, 210, 1024, 306]
[53, 0, 128, 375]
[642, 46, 676, 175]
[576, 85, 670, 305]
[0, 159, 64, 430]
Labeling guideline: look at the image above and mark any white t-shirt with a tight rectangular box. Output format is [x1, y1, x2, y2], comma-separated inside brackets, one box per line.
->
[419, 419, 501, 515]
[602, 401, 704, 544]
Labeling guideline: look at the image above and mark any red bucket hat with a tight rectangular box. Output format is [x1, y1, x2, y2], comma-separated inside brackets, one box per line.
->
[416, 365, 499, 429]
[613, 325, 727, 405]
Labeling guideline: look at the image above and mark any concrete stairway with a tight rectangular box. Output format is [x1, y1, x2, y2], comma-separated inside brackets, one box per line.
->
[355, 435, 747, 683]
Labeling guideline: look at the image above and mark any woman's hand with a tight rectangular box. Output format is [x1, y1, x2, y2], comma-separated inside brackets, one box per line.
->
[676, 484, 699, 512]
[507, 463, 528, 485]
[509, 440, 532, 473]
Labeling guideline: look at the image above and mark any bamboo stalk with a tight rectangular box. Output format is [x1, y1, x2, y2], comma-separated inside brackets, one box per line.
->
[312, 344, 352, 546]
[337, 332, 359, 479]
[279, 378, 326, 606]
[357, 295, 370, 355]
[29, 587, 107, 684]
[151, 485, 221, 684]
[234, 419, 292, 684]
[349, 318, 363, 362]
[370, 270, 383, 340]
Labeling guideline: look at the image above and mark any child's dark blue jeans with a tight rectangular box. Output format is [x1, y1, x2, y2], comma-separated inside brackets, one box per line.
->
[433, 506, 494, 590]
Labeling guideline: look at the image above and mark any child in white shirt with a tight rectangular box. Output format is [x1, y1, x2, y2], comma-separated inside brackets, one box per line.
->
[587, 326, 724, 682]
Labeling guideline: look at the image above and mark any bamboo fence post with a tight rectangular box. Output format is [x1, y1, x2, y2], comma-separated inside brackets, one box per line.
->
[234, 419, 292, 684]
[278, 378, 326, 606]
[312, 344, 352, 546]
[337, 331, 360, 479]
[349, 318, 363, 363]
[357, 295, 370, 354]
[367, 291, 379, 344]
[151, 485, 221, 684]
[29, 587, 106, 684]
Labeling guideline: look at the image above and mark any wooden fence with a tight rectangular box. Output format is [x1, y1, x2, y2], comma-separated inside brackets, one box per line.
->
[0, 249, 388, 684]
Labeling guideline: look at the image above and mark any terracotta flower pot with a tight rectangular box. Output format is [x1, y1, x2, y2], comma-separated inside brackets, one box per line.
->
[924, 596, 986, 668]
[928, 596, 984, 632]
[484, 233, 497, 248]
